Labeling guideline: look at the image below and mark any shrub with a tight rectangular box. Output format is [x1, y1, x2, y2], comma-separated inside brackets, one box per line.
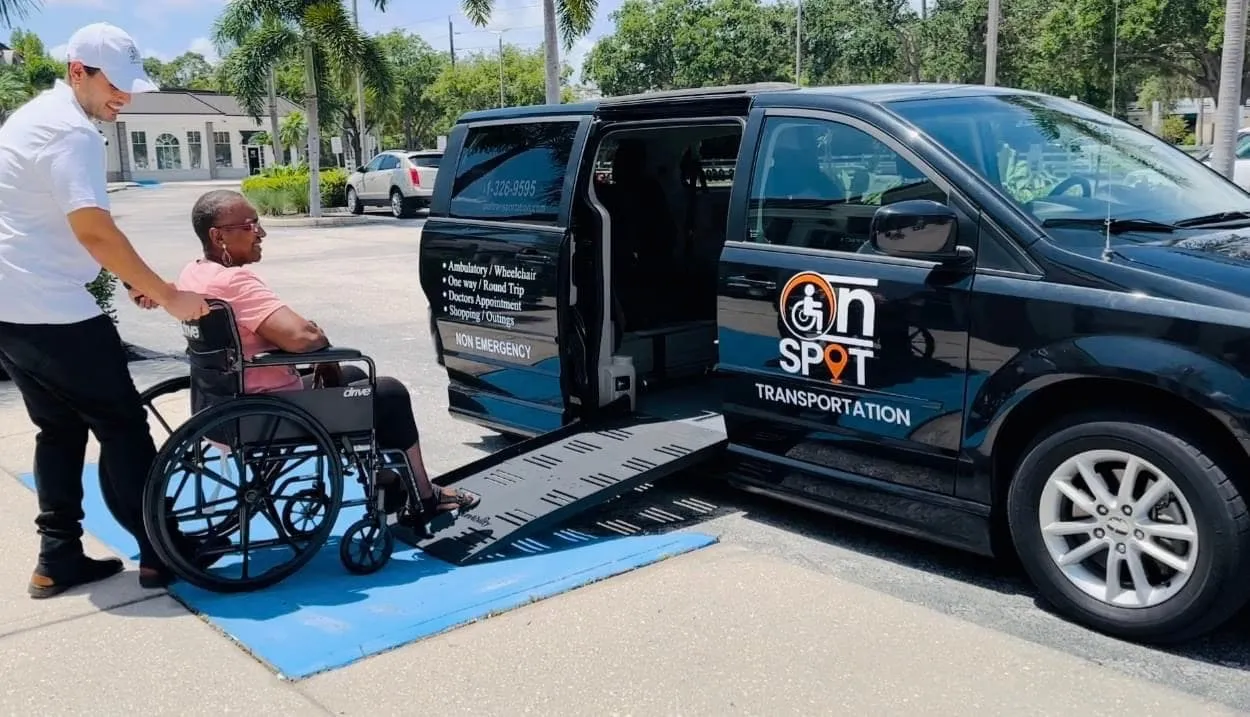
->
[240, 165, 347, 215]
[1159, 115, 1190, 145]
[86, 268, 118, 323]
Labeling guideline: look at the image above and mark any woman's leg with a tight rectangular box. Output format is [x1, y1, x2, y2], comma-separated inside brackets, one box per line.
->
[363, 374, 479, 513]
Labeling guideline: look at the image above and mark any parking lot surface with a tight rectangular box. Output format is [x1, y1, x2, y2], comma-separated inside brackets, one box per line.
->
[1, 183, 1247, 714]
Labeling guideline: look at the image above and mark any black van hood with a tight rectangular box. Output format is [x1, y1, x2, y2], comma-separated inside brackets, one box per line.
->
[1101, 229, 1250, 297]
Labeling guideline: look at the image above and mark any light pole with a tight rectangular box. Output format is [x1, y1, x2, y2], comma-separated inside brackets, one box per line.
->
[457, 27, 508, 108]
[985, 0, 1000, 86]
[795, 0, 802, 84]
[353, 0, 368, 162]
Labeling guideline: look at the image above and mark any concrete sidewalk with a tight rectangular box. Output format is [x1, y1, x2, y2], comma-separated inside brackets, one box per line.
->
[0, 365, 1240, 715]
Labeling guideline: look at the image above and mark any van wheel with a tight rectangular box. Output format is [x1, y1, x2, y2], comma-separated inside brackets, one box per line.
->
[390, 189, 414, 219]
[346, 187, 363, 215]
[1006, 412, 1250, 644]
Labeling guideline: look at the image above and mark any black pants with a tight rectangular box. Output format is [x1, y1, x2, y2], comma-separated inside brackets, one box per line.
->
[0, 315, 158, 568]
[300, 365, 420, 449]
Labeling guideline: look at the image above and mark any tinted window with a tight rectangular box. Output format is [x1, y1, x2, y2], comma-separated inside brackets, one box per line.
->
[1236, 134, 1250, 160]
[363, 155, 384, 171]
[450, 121, 578, 225]
[377, 154, 400, 170]
[745, 116, 946, 252]
[410, 154, 441, 168]
[889, 93, 1250, 230]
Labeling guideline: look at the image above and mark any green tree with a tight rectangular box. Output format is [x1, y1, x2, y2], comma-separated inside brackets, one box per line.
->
[145, 52, 220, 90]
[800, 0, 919, 84]
[460, 0, 598, 104]
[426, 44, 568, 133]
[0, 65, 29, 119]
[373, 30, 446, 150]
[584, 0, 793, 95]
[214, 0, 392, 217]
[9, 28, 60, 89]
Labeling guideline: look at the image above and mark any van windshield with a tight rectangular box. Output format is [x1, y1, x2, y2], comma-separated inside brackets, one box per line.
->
[887, 93, 1250, 227]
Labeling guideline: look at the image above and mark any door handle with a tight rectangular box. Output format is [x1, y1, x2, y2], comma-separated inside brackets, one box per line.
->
[727, 274, 777, 291]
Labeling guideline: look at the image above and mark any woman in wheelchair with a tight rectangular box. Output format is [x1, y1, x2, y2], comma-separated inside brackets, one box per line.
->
[174, 190, 481, 525]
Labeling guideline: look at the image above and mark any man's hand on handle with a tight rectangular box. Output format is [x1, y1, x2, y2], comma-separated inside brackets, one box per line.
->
[162, 290, 212, 322]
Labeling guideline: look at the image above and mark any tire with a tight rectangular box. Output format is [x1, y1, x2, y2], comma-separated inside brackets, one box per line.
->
[1006, 411, 1250, 644]
[346, 187, 363, 215]
[390, 188, 414, 219]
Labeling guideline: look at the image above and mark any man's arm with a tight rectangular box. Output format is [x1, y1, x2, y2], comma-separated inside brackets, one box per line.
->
[45, 128, 176, 305]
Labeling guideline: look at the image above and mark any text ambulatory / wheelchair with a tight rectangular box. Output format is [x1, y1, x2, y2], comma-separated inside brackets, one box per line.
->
[136, 299, 457, 593]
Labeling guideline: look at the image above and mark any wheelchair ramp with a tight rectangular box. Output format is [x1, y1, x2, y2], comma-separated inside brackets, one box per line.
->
[414, 410, 726, 564]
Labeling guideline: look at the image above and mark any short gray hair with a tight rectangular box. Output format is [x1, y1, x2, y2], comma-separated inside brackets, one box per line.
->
[191, 189, 245, 248]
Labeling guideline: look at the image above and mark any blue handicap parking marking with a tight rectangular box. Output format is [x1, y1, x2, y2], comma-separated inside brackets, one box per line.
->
[17, 464, 716, 680]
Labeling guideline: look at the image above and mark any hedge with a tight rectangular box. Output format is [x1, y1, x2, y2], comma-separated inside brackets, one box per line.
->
[240, 165, 348, 216]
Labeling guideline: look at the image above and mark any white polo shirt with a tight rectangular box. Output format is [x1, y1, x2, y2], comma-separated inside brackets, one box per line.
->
[0, 79, 111, 324]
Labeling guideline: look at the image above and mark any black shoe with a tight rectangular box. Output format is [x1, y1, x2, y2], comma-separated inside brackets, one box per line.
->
[138, 563, 176, 590]
[28, 554, 124, 599]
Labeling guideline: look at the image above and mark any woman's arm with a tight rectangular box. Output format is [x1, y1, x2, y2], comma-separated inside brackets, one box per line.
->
[255, 307, 329, 353]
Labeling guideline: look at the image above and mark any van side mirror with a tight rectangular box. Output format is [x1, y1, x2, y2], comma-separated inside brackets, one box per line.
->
[869, 199, 972, 264]
[355, 165, 366, 173]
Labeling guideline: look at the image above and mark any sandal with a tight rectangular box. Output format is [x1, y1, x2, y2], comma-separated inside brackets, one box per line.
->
[427, 486, 481, 515]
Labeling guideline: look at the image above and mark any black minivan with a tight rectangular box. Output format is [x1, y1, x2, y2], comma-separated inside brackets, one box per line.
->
[418, 82, 1250, 645]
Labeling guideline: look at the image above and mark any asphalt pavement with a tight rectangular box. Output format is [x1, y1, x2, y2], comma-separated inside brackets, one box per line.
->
[3, 182, 1246, 713]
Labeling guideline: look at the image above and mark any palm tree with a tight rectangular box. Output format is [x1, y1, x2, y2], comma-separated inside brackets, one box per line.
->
[461, 0, 597, 105]
[1213, 0, 1248, 178]
[0, 67, 29, 122]
[0, 0, 39, 29]
[215, 0, 392, 217]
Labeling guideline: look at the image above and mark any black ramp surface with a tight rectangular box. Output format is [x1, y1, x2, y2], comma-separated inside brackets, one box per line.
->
[415, 411, 727, 564]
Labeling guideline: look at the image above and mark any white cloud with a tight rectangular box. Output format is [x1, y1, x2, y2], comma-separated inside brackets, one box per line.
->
[187, 37, 219, 63]
[478, 0, 545, 32]
[567, 36, 595, 81]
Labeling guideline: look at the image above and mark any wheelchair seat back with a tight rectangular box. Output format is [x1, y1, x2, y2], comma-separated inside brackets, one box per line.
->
[181, 299, 374, 448]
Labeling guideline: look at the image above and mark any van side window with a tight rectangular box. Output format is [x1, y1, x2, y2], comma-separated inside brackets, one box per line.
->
[450, 121, 579, 225]
[377, 154, 399, 170]
[745, 117, 948, 253]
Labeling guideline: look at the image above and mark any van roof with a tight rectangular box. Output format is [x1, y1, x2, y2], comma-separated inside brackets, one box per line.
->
[453, 82, 1050, 124]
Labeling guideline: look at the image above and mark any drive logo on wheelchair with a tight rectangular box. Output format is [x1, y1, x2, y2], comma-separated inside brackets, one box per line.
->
[343, 386, 372, 398]
[181, 322, 201, 340]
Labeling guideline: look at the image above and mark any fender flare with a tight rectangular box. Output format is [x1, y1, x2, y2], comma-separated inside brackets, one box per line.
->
[970, 334, 1250, 461]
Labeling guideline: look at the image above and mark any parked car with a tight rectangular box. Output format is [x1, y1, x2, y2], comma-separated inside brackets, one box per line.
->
[345, 149, 441, 218]
[1196, 128, 1250, 189]
[420, 81, 1250, 646]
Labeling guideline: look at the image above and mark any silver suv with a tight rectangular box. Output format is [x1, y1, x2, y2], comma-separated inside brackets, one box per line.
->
[345, 149, 442, 218]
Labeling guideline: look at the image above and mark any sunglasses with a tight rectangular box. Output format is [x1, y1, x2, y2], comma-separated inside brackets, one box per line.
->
[213, 220, 263, 233]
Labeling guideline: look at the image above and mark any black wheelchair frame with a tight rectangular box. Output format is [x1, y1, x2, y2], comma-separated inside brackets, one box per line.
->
[138, 299, 427, 593]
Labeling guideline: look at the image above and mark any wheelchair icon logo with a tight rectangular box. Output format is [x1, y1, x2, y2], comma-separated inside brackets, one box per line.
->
[778, 271, 836, 341]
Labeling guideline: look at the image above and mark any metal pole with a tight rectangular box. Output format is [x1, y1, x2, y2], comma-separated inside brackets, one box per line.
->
[795, 0, 802, 84]
[498, 33, 505, 107]
[985, 0, 1000, 86]
[448, 17, 456, 68]
[353, 0, 367, 160]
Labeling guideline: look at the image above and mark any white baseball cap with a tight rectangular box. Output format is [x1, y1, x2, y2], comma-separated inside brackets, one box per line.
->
[64, 22, 159, 94]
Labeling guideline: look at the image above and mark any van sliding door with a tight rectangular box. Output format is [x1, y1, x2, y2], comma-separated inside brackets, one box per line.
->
[419, 115, 591, 437]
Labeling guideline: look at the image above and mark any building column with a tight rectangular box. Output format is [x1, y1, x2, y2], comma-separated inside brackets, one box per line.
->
[206, 121, 217, 180]
[116, 121, 130, 182]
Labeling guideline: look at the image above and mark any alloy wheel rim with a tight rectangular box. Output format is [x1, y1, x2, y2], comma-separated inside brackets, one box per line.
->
[1037, 448, 1199, 609]
[392, 193, 401, 215]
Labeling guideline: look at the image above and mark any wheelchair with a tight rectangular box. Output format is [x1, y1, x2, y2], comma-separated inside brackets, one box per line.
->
[133, 299, 445, 593]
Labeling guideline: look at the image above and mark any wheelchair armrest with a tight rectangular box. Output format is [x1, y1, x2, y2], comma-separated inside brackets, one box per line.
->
[247, 347, 364, 367]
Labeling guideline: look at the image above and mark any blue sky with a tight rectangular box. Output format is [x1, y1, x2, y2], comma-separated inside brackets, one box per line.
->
[19, 0, 625, 84]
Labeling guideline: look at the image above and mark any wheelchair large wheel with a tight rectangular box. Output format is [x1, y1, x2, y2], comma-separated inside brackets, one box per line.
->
[143, 395, 346, 593]
[101, 376, 244, 540]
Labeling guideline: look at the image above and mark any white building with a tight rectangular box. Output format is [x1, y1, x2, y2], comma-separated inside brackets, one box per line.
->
[96, 90, 302, 183]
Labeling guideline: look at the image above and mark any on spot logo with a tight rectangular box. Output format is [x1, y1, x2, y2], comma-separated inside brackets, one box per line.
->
[777, 271, 879, 386]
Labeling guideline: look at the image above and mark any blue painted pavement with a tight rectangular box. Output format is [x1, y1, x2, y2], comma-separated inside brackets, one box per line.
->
[17, 463, 716, 680]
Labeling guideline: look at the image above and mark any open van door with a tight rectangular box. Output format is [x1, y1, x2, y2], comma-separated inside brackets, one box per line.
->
[420, 114, 592, 437]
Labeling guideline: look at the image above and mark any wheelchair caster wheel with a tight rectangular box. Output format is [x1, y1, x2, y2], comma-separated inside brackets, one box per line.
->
[340, 518, 393, 575]
[282, 488, 330, 539]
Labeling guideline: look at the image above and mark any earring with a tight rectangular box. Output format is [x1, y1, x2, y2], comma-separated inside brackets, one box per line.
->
[220, 244, 233, 267]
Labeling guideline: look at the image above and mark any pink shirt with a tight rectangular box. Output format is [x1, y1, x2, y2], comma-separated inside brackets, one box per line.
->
[175, 260, 303, 394]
